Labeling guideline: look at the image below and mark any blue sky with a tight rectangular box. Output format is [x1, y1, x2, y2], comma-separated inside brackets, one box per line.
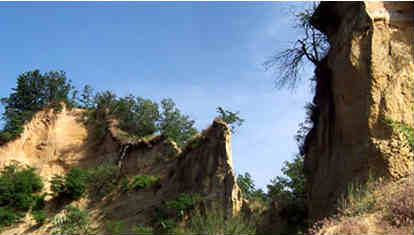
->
[0, 1, 315, 190]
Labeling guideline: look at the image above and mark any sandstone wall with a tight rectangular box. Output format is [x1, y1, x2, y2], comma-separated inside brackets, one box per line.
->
[0, 106, 242, 233]
[305, 2, 413, 220]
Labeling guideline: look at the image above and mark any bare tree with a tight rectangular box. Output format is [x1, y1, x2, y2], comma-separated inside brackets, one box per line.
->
[264, 2, 329, 90]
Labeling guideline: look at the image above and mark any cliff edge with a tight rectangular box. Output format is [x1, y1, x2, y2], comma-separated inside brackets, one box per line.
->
[305, 1, 413, 220]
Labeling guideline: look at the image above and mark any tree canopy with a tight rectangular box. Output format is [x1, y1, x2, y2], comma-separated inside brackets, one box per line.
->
[216, 106, 244, 134]
[0, 70, 76, 141]
[0, 70, 198, 147]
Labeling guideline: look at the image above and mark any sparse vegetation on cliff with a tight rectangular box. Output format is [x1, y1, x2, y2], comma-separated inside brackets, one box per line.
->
[0, 70, 77, 142]
[0, 162, 45, 230]
[309, 175, 413, 235]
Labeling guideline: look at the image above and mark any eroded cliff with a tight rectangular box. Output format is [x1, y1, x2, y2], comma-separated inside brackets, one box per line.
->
[305, 1, 413, 220]
[0, 106, 242, 234]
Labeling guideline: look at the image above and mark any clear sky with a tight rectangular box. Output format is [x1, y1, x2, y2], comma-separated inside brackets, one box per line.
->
[0, 1, 315, 190]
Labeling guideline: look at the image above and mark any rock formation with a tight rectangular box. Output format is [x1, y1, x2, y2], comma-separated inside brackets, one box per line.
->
[0, 105, 242, 234]
[304, 2, 413, 220]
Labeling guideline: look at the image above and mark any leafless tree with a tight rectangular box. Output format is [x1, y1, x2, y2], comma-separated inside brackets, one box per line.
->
[264, 2, 329, 90]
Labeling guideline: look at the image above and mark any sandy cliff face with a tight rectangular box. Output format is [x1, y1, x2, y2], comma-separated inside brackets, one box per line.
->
[0, 106, 242, 233]
[305, 2, 413, 220]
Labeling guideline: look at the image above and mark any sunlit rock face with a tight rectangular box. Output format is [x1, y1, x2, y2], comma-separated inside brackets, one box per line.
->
[305, 1, 413, 220]
[0, 105, 242, 234]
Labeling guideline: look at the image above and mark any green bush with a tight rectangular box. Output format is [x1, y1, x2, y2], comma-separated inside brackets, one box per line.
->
[120, 177, 130, 194]
[50, 167, 89, 200]
[87, 164, 120, 198]
[0, 207, 24, 229]
[0, 163, 44, 230]
[51, 205, 91, 235]
[130, 175, 160, 191]
[134, 225, 153, 234]
[166, 193, 201, 219]
[104, 220, 126, 234]
[32, 210, 47, 226]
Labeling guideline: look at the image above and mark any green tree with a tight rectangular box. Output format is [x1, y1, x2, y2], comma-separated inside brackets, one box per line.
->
[0, 70, 76, 141]
[115, 95, 160, 137]
[78, 85, 95, 109]
[216, 106, 244, 134]
[158, 98, 197, 147]
[237, 172, 267, 201]
[263, 2, 328, 90]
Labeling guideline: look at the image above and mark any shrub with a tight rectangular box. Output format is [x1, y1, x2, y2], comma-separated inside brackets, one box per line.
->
[104, 220, 126, 234]
[87, 164, 120, 198]
[0, 207, 24, 229]
[51, 205, 91, 235]
[134, 225, 153, 234]
[0, 163, 44, 229]
[120, 177, 130, 194]
[50, 167, 89, 200]
[32, 210, 47, 226]
[185, 206, 256, 235]
[129, 175, 160, 191]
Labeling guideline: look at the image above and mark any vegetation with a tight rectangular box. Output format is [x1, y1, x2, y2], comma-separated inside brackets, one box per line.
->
[309, 175, 413, 234]
[152, 193, 202, 234]
[0, 70, 77, 142]
[51, 205, 91, 235]
[236, 172, 267, 201]
[87, 164, 120, 198]
[129, 175, 161, 191]
[264, 2, 328, 89]
[185, 205, 256, 235]
[50, 167, 89, 201]
[0, 162, 44, 230]
[385, 116, 413, 152]
[104, 220, 127, 234]
[216, 106, 244, 134]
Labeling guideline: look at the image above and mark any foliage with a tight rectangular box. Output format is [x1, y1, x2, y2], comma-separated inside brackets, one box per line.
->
[385, 117, 413, 152]
[129, 175, 161, 191]
[236, 172, 267, 201]
[134, 225, 153, 234]
[185, 206, 256, 235]
[158, 98, 198, 147]
[104, 220, 127, 234]
[78, 89, 197, 147]
[120, 177, 130, 194]
[267, 154, 305, 202]
[263, 2, 329, 90]
[0, 163, 44, 229]
[50, 167, 89, 200]
[0, 163, 44, 211]
[0, 207, 24, 229]
[51, 205, 91, 235]
[216, 106, 244, 134]
[87, 164, 120, 198]
[32, 210, 47, 226]
[166, 193, 202, 219]
[338, 175, 378, 217]
[0, 70, 77, 142]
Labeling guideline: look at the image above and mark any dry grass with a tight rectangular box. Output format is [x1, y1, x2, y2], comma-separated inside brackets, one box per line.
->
[309, 174, 414, 235]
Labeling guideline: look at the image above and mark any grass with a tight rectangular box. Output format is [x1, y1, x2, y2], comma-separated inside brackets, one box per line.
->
[310, 174, 414, 234]
[184, 205, 256, 235]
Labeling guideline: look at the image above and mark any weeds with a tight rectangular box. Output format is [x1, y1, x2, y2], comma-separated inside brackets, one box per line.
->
[385, 117, 413, 152]
[104, 220, 127, 234]
[185, 206, 256, 235]
[51, 205, 91, 235]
